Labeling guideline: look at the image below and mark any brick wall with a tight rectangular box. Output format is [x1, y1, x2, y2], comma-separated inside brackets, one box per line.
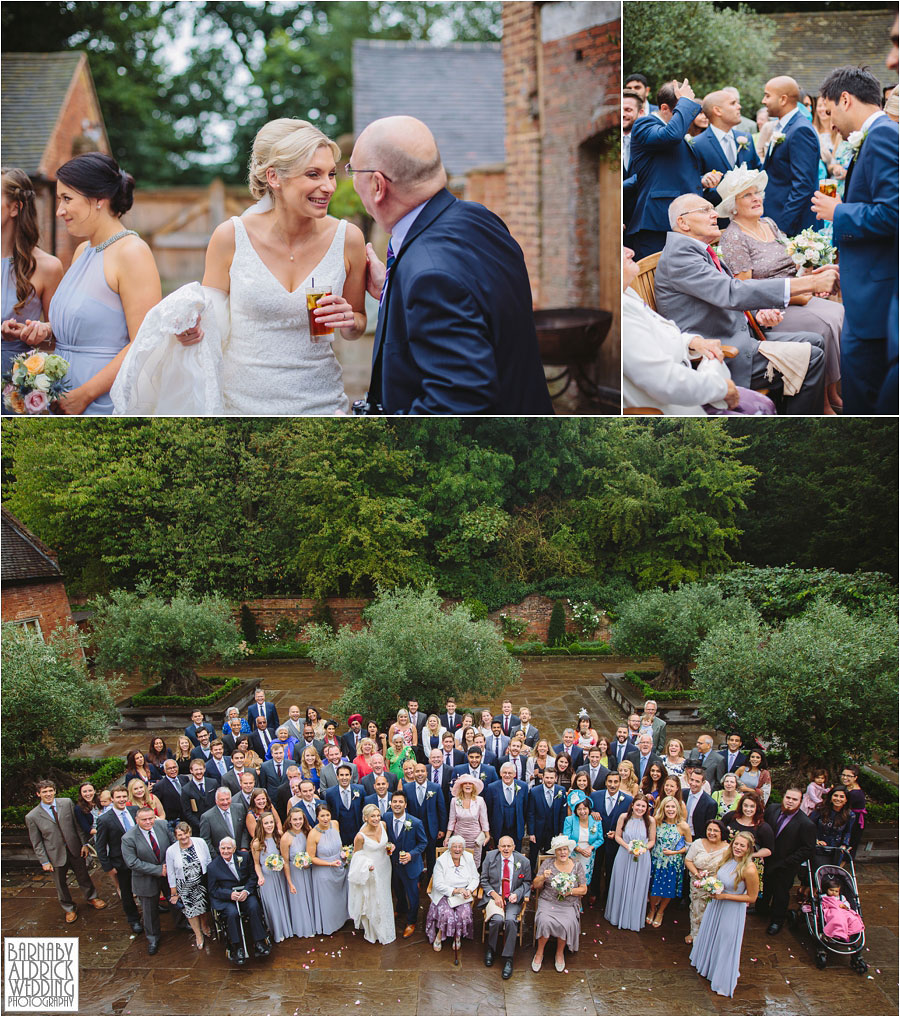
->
[1, 580, 75, 636]
[464, 164, 509, 223]
[238, 594, 611, 643]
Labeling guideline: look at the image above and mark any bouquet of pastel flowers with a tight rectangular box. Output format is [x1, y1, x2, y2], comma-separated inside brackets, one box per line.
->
[2, 351, 70, 414]
[263, 853, 284, 871]
[628, 839, 647, 862]
[292, 851, 312, 869]
[692, 873, 725, 898]
[780, 228, 836, 271]
[549, 869, 578, 900]
[340, 844, 354, 867]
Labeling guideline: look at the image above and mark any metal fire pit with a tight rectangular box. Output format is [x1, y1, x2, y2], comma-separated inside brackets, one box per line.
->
[534, 307, 613, 402]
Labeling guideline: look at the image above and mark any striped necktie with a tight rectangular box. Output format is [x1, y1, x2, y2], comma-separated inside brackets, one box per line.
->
[379, 240, 395, 304]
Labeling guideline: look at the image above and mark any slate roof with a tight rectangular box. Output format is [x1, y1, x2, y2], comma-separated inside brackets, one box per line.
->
[353, 40, 504, 174]
[1, 507, 63, 584]
[766, 10, 897, 95]
[1, 52, 85, 175]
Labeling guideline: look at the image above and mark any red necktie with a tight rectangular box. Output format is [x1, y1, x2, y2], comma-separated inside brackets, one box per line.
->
[148, 830, 160, 861]
[707, 245, 760, 333]
[502, 858, 511, 898]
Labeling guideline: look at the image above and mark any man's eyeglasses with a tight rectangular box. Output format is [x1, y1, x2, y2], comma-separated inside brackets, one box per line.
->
[346, 164, 394, 182]
[679, 206, 714, 217]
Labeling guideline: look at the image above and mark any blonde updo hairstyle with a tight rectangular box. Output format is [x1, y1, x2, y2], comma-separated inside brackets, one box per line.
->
[248, 118, 341, 200]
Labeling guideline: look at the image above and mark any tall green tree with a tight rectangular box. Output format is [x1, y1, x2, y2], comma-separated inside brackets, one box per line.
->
[693, 599, 899, 774]
[308, 584, 521, 724]
[623, 1, 777, 102]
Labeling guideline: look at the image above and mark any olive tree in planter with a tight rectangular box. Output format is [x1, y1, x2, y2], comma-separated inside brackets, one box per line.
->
[90, 584, 244, 698]
[308, 584, 522, 727]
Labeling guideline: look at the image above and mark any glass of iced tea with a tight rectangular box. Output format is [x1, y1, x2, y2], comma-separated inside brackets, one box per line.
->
[305, 283, 334, 342]
[819, 179, 838, 198]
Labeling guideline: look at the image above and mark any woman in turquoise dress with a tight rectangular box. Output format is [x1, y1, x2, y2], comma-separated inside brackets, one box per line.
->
[562, 790, 604, 884]
[37, 153, 160, 414]
[647, 796, 692, 928]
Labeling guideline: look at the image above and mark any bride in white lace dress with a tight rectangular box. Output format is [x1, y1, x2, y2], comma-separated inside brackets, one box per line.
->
[111, 119, 367, 415]
[347, 804, 396, 945]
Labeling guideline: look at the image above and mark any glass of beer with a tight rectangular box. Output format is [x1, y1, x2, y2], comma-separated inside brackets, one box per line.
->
[820, 179, 838, 198]
[305, 283, 334, 342]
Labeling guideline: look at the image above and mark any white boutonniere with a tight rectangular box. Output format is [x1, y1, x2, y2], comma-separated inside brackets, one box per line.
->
[771, 131, 786, 146]
[514, 861, 521, 870]
[404, 820, 412, 831]
[847, 129, 867, 160]
[685, 134, 696, 146]
[736, 135, 749, 150]
[554, 790, 564, 800]
[426, 790, 435, 799]
[352, 791, 360, 799]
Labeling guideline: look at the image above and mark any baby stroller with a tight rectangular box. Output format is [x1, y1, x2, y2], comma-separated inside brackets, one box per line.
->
[799, 845, 867, 973]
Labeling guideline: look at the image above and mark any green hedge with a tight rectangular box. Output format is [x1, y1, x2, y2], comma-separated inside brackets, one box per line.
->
[130, 675, 240, 707]
[624, 670, 696, 702]
[248, 642, 311, 660]
[2, 756, 126, 826]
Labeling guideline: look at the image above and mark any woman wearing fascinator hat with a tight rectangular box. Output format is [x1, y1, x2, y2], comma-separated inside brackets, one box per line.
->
[112, 119, 368, 415]
[715, 165, 844, 414]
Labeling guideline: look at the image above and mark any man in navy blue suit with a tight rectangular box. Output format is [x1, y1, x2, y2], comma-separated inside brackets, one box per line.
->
[323, 765, 365, 846]
[693, 90, 761, 214]
[386, 790, 428, 937]
[404, 763, 448, 875]
[184, 709, 216, 747]
[761, 76, 820, 235]
[589, 771, 632, 904]
[349, 116, 552, 415]
[625, 73, 658, 116]
[625, 78, 711, 259]
[525, 768, 567, 870]
[484, 762, 528, 852]
[451, 747, 498, 792]
[812, 65, 899, 413]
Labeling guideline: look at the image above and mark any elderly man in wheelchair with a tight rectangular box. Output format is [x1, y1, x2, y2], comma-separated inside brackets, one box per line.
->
[206, 836, 272, 965]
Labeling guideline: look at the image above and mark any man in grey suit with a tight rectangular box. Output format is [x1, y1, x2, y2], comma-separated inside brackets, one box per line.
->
[319, 743, 359, 791]
[121, 807, 174, 954]
[644, 700, 667, 756]
[686, 734, 725, 789]
[480, 837, 532, 979]
[26, 780, 107, 923]
[200, 788, 248, 857]
[655, 194, 837, 413]
[221, 749, 258, 796]
[517, 707, 539, 749]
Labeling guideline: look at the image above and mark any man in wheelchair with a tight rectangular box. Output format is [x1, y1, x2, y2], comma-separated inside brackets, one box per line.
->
[207, 837, 271, 965]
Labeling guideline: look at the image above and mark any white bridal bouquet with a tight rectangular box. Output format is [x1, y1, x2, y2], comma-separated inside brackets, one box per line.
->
[692, 874, 725, 898]
[263, 853, 284, 871]
[2, 351, 70, 414]
[628, 839, 648, 862]
[781, 228, 836, 272]
[549, 870, 578, 900]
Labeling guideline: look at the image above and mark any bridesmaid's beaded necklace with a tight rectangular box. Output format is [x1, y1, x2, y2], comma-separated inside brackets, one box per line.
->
[93, 229, 138, 251]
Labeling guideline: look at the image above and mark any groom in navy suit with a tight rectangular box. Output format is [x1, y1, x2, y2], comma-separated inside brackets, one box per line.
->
[761, 76, 820, 235]
[386, 790, 428, 937]
[350, 116, 552, 416]
[812, 65, 899, 414]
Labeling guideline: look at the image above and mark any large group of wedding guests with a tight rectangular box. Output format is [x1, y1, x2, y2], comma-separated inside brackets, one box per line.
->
[622, 48, 898, 417]
[26, 688, 870, 997]
[2, 113, 552, 418]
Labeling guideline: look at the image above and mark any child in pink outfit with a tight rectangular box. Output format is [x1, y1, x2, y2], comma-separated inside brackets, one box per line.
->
[820, 877, 865, 940]
[801, 769, 830, 815]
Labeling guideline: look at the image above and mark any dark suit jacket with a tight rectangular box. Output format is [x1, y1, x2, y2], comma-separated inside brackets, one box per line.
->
[626, 97, 703, 235]
[361, 771, 399, 796]
[340, 730, 364, 761]
[221, 729, 246, 755]
[692, 125, 761, 206]
[589, 790, 633, 858]
[576, 762, 611, 791]
[385, 813, 428, 880]
[152, 775, 187, 823]
[249, 730, 278, 760]
[526, 784, 567, 845]
[497, 753, 529, 784]
[484, 778, 529, 845]
[632, 752, 665, 783]
[180, 777, 220, 833]
[184, 721, 216, 747]
[552, 743, 584, 769]
[480, 849, 532, 906]
[762, 110, 820, 234]
[189, 745, 213, 764]
[205, 756, 233, 782]
[323, 783, 366, 845]
[763, 804, 816, 872]
[686, 790, 718, 839]
[832, 115, 899, 341]
[369, 189, 553, 415]
[493, 714, 522, 738]
[288, 796, 324, 830]
[94, 805, 141, 870]
[403, 780, 448, 841]
[199, 803, 249, 855]
[439, 712, 463, 734]
[451, 764, 498, 791]
[258, 760, 290, 797]
[609, 741, 640, 771]
[364, 793, 394, 818]
[425, 763, 453, 806]
[247, 700, 280, 730]
[221, 767, 258, 796]
[518, 722, 540, 749]
[207, 850, 259, 909]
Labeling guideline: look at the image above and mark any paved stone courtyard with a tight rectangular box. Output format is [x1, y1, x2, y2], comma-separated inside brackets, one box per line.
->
[2, 658, 896, 1015]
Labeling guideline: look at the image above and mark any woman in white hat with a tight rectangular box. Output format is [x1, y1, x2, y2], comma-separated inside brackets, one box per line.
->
[716, 165, 844, 413]
[530, 834, 587, 972]
[445, 774, 490, 866]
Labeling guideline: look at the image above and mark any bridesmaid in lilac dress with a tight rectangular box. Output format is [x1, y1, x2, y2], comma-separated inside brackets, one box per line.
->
[1, 169, 63, 399]
[26, 154, 160, 414]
